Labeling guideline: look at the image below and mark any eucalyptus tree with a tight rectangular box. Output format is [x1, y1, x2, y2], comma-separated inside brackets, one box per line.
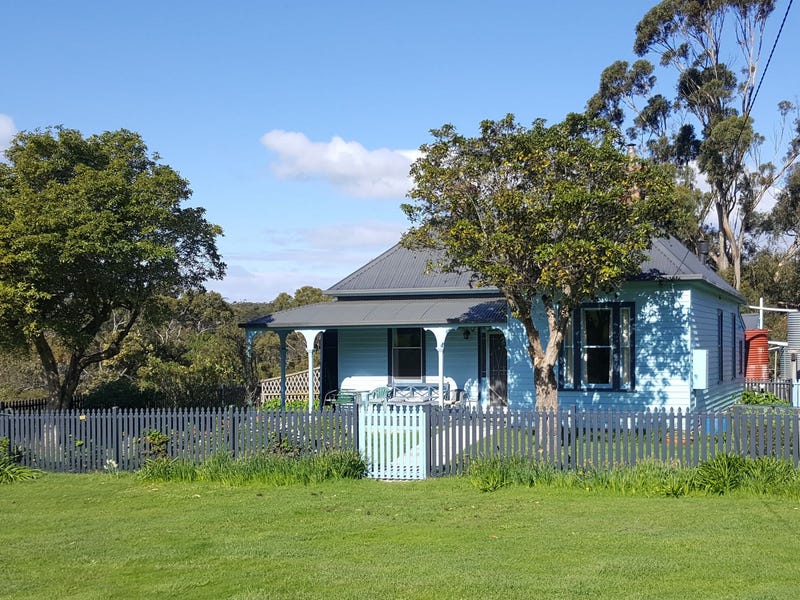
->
[587, 0, 799, 289]
[402, 113, 675, 411]
[0, 127, 225, 408]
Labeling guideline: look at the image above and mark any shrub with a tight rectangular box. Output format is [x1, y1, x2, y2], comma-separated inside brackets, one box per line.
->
[141, 429, 171, 459]
[741, 456, 799, 495]
[468, 456, 511, 492]
[740, 389, 790, 407]
[0, 437, 42, 484]
[138, 450, 366, 486]
[695, 453, 748, 494]
[259, 397, 320, 411]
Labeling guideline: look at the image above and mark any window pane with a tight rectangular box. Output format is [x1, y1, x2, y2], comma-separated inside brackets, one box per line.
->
[396, 328, 420, 348]
[582, 308, 612, 387]
[393, 328, 422, 380]
[394, 349, 422, 378]
[621, 347, 631, 387]
[562, 317, 574, 388]
[584, 309, 610, 345]
[620, 307, 631, 388]
[585, 348, 611, 384]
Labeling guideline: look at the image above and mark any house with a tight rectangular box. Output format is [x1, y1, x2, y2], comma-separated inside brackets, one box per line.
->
[241, 236, 746, 412]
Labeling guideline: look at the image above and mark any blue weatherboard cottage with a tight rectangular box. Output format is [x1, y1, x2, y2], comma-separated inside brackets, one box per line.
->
[241, 237, 745, 411]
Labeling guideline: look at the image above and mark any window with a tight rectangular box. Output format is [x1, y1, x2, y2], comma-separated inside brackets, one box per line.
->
[392, 328, 423, 380]
[583, 308, 612, 386]
[731, 313, 737, 380]
[560, 303, 634, 391]
[717, 310, 724, 382]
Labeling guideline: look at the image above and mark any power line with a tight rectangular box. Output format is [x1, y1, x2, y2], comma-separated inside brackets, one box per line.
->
[747, 0, 794, 114]
[733, 0, 794, 155]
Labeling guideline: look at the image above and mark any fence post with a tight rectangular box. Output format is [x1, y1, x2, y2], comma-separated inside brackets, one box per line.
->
[228, 405, 237, 458]
[112, 406, 120, 466]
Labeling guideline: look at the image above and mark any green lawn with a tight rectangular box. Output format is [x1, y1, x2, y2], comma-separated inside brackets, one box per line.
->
[2, 474, 800, 599]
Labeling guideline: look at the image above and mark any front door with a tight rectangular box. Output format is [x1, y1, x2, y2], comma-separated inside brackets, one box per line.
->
[488, 331, 508, 407]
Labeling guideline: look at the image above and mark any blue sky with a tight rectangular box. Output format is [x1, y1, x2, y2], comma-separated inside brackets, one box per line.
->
[1, 1, 797, 301]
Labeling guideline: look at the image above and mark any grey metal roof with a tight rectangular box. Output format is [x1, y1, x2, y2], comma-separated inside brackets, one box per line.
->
[327, 237, 742, 301]
[242, 236, 744, 332]
[241, 297, 507, 330]
[637, 237, 743, 301]
[327, 244, 492, 296]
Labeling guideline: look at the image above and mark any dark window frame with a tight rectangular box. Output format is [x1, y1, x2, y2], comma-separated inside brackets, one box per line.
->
[717, 310, 724, 383]
[559, 302, 635, 392]
[730, 313, 737, 381]
[388, 327, 425, 382]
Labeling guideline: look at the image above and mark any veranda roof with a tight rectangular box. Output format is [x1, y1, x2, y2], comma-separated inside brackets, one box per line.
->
[241, 296, 507, 331]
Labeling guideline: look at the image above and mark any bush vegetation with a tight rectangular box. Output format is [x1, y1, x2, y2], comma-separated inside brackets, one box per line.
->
[0, 437, 41, 484]
[739, 389, 791, 406]
[467, 453, 800, 497]
[137, 449, 367, 485]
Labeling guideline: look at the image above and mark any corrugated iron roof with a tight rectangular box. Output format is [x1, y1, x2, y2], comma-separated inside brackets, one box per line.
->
[241, 296, 507, 330]
[637, 237, 742, 300]
[242, 236, 744, 331]
[328, 237, 743, 301]
[327, 244, 487, 296]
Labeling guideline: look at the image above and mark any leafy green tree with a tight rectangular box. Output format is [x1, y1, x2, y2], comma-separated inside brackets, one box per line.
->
[0, 127, 225, 408]
[587, 0, 800, 289]
[402, 113, 675, 410]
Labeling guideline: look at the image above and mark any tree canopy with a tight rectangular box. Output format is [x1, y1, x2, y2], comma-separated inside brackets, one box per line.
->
[0, 127, 225, 408]
[587, 0, 799, 291]
[402, 113, 676, 410]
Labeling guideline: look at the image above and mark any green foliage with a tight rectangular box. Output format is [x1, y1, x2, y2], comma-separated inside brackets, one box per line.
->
[0, 283, 329, 407]
[695, 453, 748, 494]
[403, 112, 676, 409]
[80, 378, 159, 409]
[259, 397, 320, 412]
[467, 453, 800, 498]
[740, 389, 790, 406]
[0, 127, 225, 409]
[137, 457, 197, 482]
[136, 450, 367, 485]
[141, 429, 171, 459]
[468, 455, 511, 491]
[591, 0, 795, 291]
[0, 437, 42, 484]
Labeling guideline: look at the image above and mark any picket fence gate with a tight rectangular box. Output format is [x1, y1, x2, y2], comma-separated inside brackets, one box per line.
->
[357, 403, 429, 480]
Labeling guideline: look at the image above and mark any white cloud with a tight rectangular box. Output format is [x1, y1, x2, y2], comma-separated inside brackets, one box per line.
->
[212, 219, 408, 301]
[260, 130, 420, 199]
[0, 114, 17, 153]
[304, 219, 404, 250]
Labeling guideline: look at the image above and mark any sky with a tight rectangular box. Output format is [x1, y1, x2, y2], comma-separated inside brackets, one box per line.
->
[1, 1, 798, 302]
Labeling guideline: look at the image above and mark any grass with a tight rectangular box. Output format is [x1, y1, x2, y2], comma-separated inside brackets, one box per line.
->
[2, 474, 800, 599]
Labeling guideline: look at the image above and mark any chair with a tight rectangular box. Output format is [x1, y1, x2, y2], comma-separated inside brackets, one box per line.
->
[324, 389, 358, 411]
[367, 386, 393, 403]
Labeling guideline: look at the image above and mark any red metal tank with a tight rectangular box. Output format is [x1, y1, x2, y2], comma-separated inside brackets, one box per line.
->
[745, 329, 770, 381]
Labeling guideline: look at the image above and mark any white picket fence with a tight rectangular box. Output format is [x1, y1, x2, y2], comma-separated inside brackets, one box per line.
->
[357, 403, 429, 480]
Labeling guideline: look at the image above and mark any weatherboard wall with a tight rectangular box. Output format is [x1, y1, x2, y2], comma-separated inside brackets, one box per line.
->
[687, 285, 745, 412]
[333, 281, 743, 411]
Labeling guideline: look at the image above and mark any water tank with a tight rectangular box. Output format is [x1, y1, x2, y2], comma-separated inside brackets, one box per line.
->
[783, 314, 800, 380]
[788, 313, 800, 347]
[745, 329, 770, 380]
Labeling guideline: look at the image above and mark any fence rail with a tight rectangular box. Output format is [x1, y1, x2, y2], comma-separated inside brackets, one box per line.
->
[2, 405, 799, 476]
[1, 406, 355, 472]
[428, 405, 800, 476]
